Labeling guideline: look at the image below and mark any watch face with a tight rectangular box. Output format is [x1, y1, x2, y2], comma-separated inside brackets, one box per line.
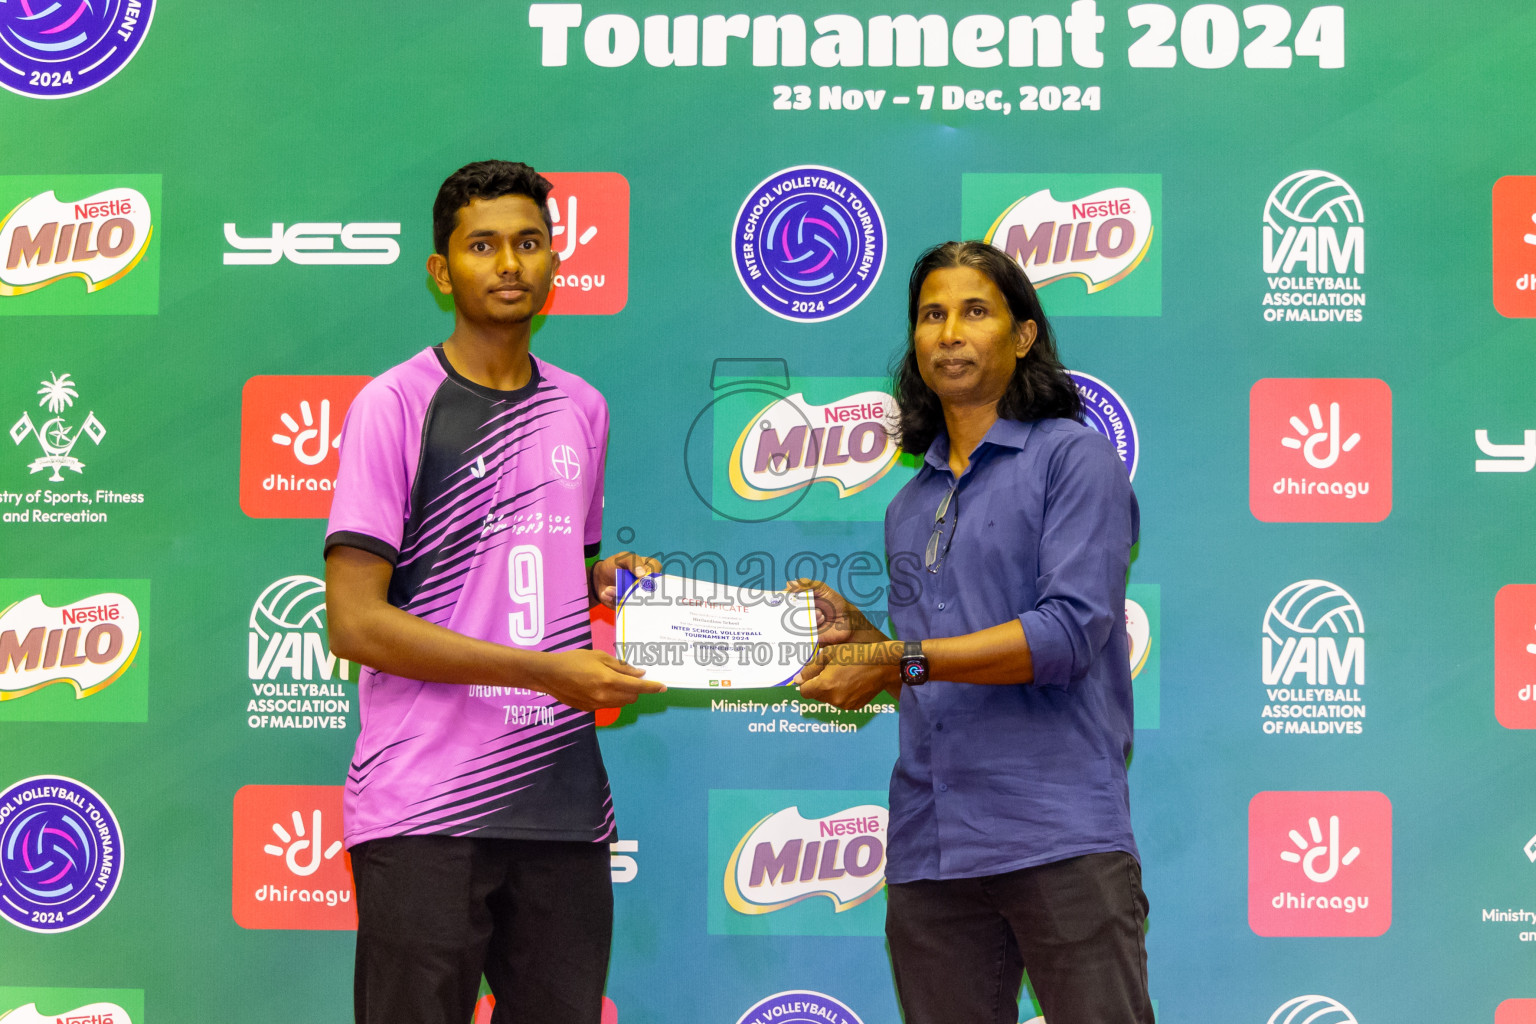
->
[900, 657, 927, 685]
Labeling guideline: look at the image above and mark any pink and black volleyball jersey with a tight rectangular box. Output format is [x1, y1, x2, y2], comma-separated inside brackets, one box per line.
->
[325, 346, 613, 847]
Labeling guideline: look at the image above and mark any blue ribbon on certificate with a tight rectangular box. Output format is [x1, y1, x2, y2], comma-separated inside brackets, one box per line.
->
[613, 570, 818, 689]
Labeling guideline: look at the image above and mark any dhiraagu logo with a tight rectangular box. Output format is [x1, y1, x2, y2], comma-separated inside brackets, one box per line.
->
[708, 789, 888, 936]
[694, 361, 917, 523]
[0, 175, 161, 316]
[961, 173, 1162, 316]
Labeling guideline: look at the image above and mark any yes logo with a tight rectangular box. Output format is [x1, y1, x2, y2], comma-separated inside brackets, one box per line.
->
[1250, 379, 1391, 522]
[232, 784, 356, 930]
[239, 375, 371, 518]
[962, 173, 1163, 316]
[1249, 790, 1392, 937]
[541, 172, 629, 315]
[1494, 584, 1536, 729]
[1492, 176, 1536, 318]
[0, 176, 161, 316]
[709, 790, 888, 937]
[222, 222, 401, 265]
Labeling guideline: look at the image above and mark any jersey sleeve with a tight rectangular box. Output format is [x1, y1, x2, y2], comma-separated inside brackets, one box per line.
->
[324, 379, 413, 564]
[583, 391, 610, 557]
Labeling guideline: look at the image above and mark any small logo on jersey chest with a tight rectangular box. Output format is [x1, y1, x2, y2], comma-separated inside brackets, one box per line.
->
[550, 444, 582, 486]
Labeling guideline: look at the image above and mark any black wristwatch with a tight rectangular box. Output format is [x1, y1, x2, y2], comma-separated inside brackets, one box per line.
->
[898, 640, 929, 686]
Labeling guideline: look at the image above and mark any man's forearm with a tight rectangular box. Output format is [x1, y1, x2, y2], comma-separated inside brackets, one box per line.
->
[329, 597, 550, 692]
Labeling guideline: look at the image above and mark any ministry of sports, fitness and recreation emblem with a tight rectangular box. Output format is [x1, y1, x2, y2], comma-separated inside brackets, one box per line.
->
[10, 372, 106, 482]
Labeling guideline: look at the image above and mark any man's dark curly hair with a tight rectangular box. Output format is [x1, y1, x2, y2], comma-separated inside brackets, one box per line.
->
[893, 240, 1082, 455]
[432, 160, 554, 255]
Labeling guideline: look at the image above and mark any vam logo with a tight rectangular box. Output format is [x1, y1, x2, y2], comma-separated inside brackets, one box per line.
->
[1261, 170, 1366, 322]
[1492, 176, 1536, 318]
[709, 790, 888, 936]
[239, 375, 371, 518]
[231, 784, 356, 930]
[0, 775, 124, 933]
[1267, 996, 1358, 1024]
[1494, 584, 1536, 729]
[1260, 580, 1366, 735]
[245, 575, 352, 732]
[1249, 378, 1391, 522]
[962, 173, 1162, 316]
[541, 172, 630, 315]
[1248, 790, 1391, 937]
[222, 222, 401, 265]
[0, 176, 161, 315]
[0, 0, 154, 98]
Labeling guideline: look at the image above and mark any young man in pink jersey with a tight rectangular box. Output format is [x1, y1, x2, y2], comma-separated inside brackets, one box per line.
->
[324, 160, 663, 1024]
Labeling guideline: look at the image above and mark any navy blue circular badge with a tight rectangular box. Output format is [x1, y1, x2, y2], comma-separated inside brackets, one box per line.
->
[0, 776, 124, 932]
[733, 166, 885, 323]
[0, 0, 155, 100]
[734, 991, 865, 1024]
[1070, 371, 1139, 480]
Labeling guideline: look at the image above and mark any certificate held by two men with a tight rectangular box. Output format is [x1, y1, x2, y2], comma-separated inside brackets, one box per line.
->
[612, 570, 819, 688]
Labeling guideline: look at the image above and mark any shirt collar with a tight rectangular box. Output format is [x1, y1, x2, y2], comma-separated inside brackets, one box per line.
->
[922, 417, 1037, 473]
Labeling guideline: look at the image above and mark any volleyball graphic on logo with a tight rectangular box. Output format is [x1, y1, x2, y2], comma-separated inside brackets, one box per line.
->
[1264, 170, 1363, 231]
[1267, 995, 1358, 1024]
[0, 776, 124, 932]
[1262, 579, 1363, 641]
[732, 166, 886, 323]
[0, 0, 156, 99]
[250, 575, 328, 640]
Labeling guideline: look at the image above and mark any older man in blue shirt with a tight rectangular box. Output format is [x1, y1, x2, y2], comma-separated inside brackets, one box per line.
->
[796, 240, 1152, 1024]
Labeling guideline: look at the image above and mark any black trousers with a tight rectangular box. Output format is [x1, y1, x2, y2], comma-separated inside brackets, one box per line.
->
[351, 835, 613, 1024]
[886, 851, 1154, 1024]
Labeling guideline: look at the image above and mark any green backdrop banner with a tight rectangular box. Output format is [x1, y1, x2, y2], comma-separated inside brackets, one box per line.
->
[3, 2, 1536, 1022]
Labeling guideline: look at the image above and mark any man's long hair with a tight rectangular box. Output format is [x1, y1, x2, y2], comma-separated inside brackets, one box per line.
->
[893, 241, 1082, 455]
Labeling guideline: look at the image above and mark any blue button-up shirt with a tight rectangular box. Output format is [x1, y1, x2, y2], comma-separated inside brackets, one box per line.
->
[884, 416, 1140, 883]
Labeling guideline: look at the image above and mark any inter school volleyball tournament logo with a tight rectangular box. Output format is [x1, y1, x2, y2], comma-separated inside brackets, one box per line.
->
[1069, 371, 1137, 478]
[0, 175, 161, 315]
[961, 173, 1162, 316]
[0, 776, 123, 932]
[734, 991, 865, 1024]
[732, 166, 885, 323]
[1261, 170, 1366, 322]
[1261, 580, 1366, 736]
[0, 0, 153, 99]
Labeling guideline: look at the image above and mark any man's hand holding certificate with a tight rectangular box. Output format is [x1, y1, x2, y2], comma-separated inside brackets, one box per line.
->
[614, 571, 820, 688]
